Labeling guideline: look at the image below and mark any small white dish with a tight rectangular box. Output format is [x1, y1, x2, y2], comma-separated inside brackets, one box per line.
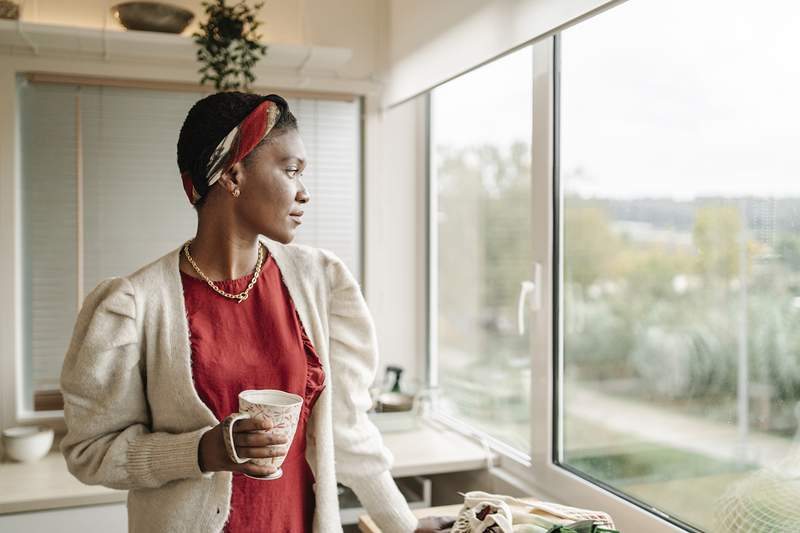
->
[2, 426, 54, 463]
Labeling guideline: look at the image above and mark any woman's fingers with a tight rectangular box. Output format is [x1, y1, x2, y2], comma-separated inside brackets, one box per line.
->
[234, 430, 289, 448]
[227, 416, 291, 472]
[237, 462, 278, 477]
[234, 416, 273, 432]
[236, 445, 289, 459]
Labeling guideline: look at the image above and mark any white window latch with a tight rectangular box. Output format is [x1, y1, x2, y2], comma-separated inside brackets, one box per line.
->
[517, 262, 542, 336]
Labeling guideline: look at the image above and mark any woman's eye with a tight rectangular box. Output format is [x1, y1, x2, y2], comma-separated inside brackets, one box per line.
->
[286, 168, 298, 176]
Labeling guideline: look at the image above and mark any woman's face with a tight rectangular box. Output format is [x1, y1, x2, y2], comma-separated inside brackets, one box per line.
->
[229, 128, 309, 244]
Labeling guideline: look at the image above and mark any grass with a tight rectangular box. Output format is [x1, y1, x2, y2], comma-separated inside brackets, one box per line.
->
[568, 444, 755, 486]
[563, 414, 761, 530]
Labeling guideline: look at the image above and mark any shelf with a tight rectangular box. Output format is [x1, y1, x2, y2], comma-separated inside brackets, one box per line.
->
[0, 19, 352, 72]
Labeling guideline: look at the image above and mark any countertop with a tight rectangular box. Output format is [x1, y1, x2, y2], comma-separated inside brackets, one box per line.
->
[0, 451, 126, 514]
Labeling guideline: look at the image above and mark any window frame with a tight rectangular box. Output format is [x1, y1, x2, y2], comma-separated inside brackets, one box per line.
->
[426, 35, 692, 533]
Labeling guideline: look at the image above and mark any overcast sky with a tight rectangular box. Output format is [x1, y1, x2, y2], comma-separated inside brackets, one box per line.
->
[432, 0, 800, 200]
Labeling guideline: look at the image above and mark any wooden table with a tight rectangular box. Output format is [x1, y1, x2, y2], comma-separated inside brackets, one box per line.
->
[358, 502, 466, 533]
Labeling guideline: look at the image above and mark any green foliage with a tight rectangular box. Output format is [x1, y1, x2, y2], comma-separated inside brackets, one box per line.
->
[563, 206, 621, 287]
[630, 308, 737, 400]
[192, 0, 268, 91]
[776, 235, 800, 270]
[436, 142, 532, 360]
[563, 296, 635, 376]
[693, 206, 743, 281]
[616, 246, 695, 300]
[750, 298, 800, 402]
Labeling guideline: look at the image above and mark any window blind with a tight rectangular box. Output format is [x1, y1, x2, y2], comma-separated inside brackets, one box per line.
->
[20, 82, 80, 400]
[286, 97, 362, 274]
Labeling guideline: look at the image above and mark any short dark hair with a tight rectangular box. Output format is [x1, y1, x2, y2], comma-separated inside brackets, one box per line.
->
[177, 91, 298, 209]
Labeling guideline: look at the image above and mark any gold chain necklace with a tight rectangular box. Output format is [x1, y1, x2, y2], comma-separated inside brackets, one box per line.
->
[183, 240, 265, 304]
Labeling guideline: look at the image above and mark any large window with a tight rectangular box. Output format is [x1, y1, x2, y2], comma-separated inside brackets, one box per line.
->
[427, 1, 800, 530]
[19, 80, 362, 413]
[559, 1, 800, 531]
[430, 47, 533, 453]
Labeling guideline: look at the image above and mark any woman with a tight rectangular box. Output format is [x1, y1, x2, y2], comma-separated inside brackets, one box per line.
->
[60, 92, 454, 533]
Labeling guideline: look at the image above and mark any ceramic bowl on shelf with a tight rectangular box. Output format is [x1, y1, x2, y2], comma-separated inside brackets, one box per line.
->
[0, 1, 20, 20]
[2, 426, 54, 463]
[111, 2, 194, 34]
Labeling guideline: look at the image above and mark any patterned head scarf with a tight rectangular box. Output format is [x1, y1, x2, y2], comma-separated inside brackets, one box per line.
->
[180, 98, 282, 205]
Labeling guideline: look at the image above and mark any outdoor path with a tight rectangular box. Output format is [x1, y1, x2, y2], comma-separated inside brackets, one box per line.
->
[567, 387, 800, 468]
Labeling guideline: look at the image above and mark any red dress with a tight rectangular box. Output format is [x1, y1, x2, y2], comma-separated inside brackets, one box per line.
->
[181, 248, 326, 533]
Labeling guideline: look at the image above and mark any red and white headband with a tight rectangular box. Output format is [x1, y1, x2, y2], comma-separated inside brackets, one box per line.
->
[180, 98, 281, 205]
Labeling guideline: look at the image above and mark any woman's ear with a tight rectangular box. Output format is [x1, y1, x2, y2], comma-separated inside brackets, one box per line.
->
[219, 163, 243, 195]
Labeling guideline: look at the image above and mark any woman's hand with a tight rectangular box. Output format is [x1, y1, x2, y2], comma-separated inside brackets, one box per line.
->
[198, 416, 290, 477]
[414, 515, 457, 532]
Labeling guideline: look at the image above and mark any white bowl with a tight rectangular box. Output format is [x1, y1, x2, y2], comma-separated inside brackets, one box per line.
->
[2, 426, 54, 462]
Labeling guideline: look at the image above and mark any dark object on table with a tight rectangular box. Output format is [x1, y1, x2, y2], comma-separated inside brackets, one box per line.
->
[376, 366, 415, 412]
[0, 0, 20, 20]
[376, 391, 415, 412]
[385, 365, 404, 392]
[546, 520, 620, 533]
[111, 2, 194, 34]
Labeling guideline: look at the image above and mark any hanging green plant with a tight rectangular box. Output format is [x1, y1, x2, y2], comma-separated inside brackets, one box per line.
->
[192, 0, 268, 91]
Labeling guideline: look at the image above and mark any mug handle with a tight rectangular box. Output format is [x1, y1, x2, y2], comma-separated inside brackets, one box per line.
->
[222, 412, 252, 464]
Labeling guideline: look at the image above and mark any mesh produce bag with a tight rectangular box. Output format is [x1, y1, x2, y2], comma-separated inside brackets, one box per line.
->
[713, 447, 800, 533]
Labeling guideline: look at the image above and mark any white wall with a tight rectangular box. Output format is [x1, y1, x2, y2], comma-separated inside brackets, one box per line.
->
[384, 0, 621, 106]
[362, 95, 428, 391]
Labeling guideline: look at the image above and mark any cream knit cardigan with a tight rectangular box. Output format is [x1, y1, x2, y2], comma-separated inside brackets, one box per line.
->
[60, 237, 419, 533]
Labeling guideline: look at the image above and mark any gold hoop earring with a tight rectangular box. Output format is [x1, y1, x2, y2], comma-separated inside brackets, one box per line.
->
[232, 188, 240, 198]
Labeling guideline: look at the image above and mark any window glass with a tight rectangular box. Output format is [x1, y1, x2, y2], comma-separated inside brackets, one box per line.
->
[559, 1, 800, 530]
[431, 46, 534, 453]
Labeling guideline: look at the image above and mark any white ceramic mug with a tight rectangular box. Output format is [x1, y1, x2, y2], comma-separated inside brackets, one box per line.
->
[222, 389, 303, 480]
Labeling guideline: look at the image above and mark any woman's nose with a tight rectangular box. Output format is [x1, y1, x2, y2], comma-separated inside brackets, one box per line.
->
[297, 181, 310, 203]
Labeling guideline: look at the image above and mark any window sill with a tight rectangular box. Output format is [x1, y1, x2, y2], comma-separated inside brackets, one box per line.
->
[379, 418, 497, 477]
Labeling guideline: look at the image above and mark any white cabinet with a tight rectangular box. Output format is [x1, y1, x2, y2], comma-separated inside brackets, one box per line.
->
[0, 502, 127, 532]
[338, 476, 432, 525]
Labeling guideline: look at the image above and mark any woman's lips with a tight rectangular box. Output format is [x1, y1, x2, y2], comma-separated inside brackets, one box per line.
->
[289, 213, 303, 225]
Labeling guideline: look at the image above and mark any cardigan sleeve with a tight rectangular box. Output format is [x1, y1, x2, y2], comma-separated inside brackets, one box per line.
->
[60, 277, 213, 490]
[326, 254, 419, 533]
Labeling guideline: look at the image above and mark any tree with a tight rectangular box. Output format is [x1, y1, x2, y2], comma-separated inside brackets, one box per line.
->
[563, 205, 620, 287]
[692, 206, 743, 282]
